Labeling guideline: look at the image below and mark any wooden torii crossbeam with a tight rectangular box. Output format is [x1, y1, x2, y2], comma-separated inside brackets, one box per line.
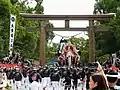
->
[27, 26, 109, 32]
[20, 13, 114, 20]
[20, 13, 114, 65]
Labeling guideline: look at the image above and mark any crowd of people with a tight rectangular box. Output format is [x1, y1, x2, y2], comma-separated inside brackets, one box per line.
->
[0, 52, 31, 67]
[0, 62, 119, 90]
[0, 52, 120, 90]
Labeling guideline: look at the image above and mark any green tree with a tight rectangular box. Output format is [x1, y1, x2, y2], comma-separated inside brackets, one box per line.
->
[0, 0, 55, 61]
[13, 0, 39, 59]
[0, 0, 11, 57]
[94, 0, 120, 56]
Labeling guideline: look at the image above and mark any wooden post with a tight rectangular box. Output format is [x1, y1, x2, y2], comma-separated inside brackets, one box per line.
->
[65, 20, 69, 28]
[89, 20, 95, 62]
[40, 21, 46, 66]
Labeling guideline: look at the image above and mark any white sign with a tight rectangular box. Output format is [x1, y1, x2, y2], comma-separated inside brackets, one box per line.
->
[9, 14, 16, 55]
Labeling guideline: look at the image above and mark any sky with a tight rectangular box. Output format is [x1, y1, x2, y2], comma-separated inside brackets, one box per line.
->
[32, 0, 96, 43]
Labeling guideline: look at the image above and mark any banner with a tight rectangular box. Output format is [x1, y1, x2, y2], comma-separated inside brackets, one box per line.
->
[9, 14, 16, 55]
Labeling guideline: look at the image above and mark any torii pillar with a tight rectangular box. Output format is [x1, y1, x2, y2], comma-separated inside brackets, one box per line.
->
[89, 20, 95, 62]
[40, 21, 46, 65]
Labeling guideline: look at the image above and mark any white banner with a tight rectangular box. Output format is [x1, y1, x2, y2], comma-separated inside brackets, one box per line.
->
[9, 14, 16, 55]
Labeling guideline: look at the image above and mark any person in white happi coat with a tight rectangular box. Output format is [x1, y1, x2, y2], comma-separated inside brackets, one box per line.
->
[24, 71, 30, 90]
[6, 68, 14, 90]
[13, 67, 23, 90]
[22, 67, 30, 90]
[29, 73, 42, 90]
[40, 67, 50, 89]
[50, 69, 60, 90]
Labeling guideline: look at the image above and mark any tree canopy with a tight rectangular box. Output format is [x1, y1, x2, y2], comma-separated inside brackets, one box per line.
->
[0, 0, 55, 60]
[94, 0, 120, 56]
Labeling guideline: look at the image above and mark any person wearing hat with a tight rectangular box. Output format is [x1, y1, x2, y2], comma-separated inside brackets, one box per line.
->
[71, 68, 80, 90]
[106, 67, 119, 90]
[50, 68, 60, 90]
[13, 67, 23, 90]
[29, 73, 42, 90]
[63, 68, 71, 90]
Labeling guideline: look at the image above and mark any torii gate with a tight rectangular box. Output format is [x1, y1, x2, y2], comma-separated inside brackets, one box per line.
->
[20, 13, 114, 66]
